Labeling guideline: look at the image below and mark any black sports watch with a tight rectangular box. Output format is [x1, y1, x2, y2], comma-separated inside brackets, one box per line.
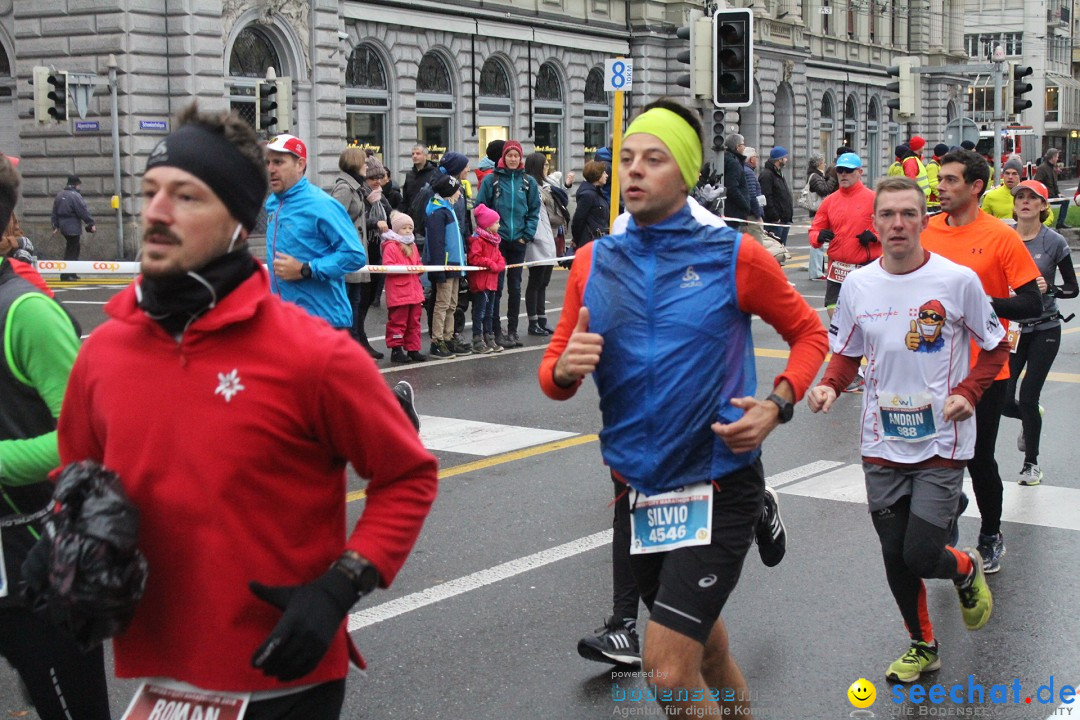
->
[300, 262, 312, 279]
[765, 393, 794, 424]
[332, 552, 379, 595]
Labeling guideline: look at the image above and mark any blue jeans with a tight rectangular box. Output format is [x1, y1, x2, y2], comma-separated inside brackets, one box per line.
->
[471, 290, 496, 337]
[494, 240, 527, 334]
[774, 224, 790, 246]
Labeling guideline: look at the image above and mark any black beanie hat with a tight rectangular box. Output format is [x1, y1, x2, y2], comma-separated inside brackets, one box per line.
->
[486, 140, 506, 163]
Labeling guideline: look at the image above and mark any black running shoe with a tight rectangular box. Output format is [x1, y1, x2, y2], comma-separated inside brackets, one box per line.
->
[392, 381, 420, 431]
[756, 486, 787, 567]
[577, 616, 640, 666]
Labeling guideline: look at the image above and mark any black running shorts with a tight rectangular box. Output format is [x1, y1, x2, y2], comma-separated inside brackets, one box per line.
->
[616, 460, 764, 645]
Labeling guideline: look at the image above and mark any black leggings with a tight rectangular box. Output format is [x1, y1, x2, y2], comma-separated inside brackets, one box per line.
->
[525, 265, 553, 321]
[245, 679, 346, 720]
[1003, 325, 1061, 465]
[871, 496, 961, 644]
[611, 479, 641, 623]
[0, 606, 111, 720]
[969, 380, 1008, 537]
[347, 281, 378, 345]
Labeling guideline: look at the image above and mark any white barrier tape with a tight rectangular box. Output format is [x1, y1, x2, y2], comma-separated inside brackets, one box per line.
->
[718, 216, 813, 231]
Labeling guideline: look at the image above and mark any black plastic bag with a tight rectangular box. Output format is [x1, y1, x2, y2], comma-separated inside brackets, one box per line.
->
[21, 460, 148, 650]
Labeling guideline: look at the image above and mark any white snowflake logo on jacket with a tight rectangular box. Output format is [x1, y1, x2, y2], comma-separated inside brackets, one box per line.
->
[214, 369, 245, 402]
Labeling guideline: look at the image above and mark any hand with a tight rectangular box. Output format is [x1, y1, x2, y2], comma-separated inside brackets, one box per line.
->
[250, 567, 360, 682]
[1036, 276, 1048, 293]
[273, 252, 304, 281]
[377, 221, 389, 232]
[857, 230, 878, 247]
[565, 171, 575, 186]
[554, 307, 603, 387]
[943, 394, 974, 422]
[807, 385, 838, 414]
[757, 194, 767, 207]
[905, 320, 922, 351]
[88, 225, 96, 234]
[711, 396, 781, 454]
[52, 228, 58, 235]
[817, 229, 835, 244]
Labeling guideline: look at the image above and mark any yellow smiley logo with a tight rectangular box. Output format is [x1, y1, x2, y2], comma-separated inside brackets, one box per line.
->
[848, 678, 877, 709]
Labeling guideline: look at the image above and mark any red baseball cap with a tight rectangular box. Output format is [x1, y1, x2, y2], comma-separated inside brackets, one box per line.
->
[1012, 179, 1048, 201]
[265, 134, 306, 160]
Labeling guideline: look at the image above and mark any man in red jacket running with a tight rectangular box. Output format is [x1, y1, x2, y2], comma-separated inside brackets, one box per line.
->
[57, 104, 438, 720]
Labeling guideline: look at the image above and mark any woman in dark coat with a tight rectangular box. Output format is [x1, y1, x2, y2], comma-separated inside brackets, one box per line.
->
[570, 160, 610, 248]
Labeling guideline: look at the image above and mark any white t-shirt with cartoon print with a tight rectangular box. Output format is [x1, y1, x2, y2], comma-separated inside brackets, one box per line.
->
[830, 252, 1006, 463]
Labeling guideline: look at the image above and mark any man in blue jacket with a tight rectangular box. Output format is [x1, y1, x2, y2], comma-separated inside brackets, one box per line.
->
[265, 134, 365, 330]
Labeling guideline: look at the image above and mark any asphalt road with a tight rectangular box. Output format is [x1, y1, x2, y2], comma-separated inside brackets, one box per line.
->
[3, 226, 1080, 719]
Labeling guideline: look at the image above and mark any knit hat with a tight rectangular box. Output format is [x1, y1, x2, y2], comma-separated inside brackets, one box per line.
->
[909, 135, 927, 153]
[66, 174, 81, 186]
[934, 143, 950, 157]
[769, 146, 788, 160]
[364, 155, 386, 179]
[439, 151, 469, 178]
[474, 203, 500, 230]
[391, 212, 414, 235]
[486, 139, 506, 163]
[1003, 157, 1024, 174]
[431, 173, 460, 198]
[500, 140, 524, 165]
[960, 140, 976, 151]
[894, 144, 911, 159]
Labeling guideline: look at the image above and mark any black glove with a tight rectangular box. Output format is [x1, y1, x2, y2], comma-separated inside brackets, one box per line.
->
[250, 567, 360, 682]
[857, 230, 878, 247]
[817, 229, 835, 244]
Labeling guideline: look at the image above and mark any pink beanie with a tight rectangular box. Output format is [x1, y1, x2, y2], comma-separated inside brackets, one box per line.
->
[391, 212, 414, 235]
[474, 203, 500, 230]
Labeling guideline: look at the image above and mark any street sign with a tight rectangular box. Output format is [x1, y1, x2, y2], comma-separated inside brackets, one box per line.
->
[139, 119, 168, 132]
[75, 120, 100, 132]
[603, 59, 633, 92]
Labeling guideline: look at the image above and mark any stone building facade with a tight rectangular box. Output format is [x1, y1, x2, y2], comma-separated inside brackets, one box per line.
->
[0, 0, 977, 258]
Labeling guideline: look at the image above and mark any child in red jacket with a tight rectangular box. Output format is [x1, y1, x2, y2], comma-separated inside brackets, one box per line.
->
[382, 212, 427, 363]
[468, 204, 506, 354]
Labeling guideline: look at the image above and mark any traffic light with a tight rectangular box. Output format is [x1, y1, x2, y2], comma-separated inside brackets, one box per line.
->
[712, 8, 753, 107]
[712, 110, 726, 152]
[675, 16, 712, 98]
[31, 66, 68, 122]
[32, 66, 51, 123]
[885, 57, 920, 120]
[1007, 62, 1034, 117]
[255, 79, 278, 132]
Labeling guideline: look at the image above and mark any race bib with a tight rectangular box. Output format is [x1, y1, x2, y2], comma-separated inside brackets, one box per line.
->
[827, 260, 857, 284]
[879, 391, 938, 442]
[629, 483, 713, 555]
[1007, 326, 1020, 354]
[121, 682, 250, 720]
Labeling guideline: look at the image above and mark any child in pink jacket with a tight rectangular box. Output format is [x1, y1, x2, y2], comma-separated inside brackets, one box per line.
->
[382, 212, 427, 363]
[467, 203, 506, 354]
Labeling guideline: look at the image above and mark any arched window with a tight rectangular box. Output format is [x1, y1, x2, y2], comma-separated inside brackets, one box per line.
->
[346, 43, 390, 159]
[584, 67, 609, 158]
[416, 51, 455, 160]
[818, 93, 836, 160]
[417, 52, 452, 95]
[479, 58, 511, 98]
[535, 62, 565, 173]
[844, 94, 859, 150]
[228, 26, 284, 129]
[0, 45, 16, 155]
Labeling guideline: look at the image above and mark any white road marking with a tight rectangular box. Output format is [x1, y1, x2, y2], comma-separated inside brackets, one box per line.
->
[781, 464, 1080, 533]
[347, 460, 836, 631]
[768, 460, 845, 488]
[418, 415, 576, 456]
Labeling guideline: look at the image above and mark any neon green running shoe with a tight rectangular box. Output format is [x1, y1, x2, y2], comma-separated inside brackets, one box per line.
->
[887, 640, 941, 683]
[956, 549, 993, 630]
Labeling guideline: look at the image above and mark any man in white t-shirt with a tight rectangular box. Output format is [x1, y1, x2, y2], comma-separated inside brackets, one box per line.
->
[807, 176, 1010, 685]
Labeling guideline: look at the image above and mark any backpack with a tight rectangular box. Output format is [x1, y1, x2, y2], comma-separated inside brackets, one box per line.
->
[797, 178, 823, 212]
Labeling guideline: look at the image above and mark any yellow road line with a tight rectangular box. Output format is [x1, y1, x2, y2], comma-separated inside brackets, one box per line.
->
[346, 433, 600, 503]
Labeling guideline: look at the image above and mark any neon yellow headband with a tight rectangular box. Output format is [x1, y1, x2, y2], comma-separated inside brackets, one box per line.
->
[623, 107, 703, 193]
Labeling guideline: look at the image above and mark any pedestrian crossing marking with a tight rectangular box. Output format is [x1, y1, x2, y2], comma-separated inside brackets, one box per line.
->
[418, 415, 577, 457]
[781, 464, 1080, 533]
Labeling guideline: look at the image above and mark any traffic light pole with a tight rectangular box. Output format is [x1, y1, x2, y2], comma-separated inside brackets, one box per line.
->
[993, 58, 1004, 185]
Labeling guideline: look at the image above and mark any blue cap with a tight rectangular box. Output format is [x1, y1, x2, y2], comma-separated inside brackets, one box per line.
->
[836, 152, 863, 169]
[769, 146, 788, 160]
